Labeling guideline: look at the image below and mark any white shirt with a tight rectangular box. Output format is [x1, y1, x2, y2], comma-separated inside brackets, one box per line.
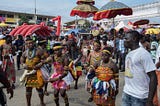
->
[107, 40, 114, 47]
[118, 39, 125, 53]
[150, 41, 158, 60]
[123, 47, 156, 99]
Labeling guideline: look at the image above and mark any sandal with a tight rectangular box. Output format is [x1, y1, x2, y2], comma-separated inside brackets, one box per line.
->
[88, 97, 93, 102]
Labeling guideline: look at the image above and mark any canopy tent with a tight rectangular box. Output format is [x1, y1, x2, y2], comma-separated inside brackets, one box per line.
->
[0, 22, 8, 27]
[145, 28, 160, 35]
[9, 22, 53, 37]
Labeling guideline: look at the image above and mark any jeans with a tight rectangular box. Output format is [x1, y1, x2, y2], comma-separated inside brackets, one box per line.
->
[119, 52, 126, 71]
[121, 92, 147, 106]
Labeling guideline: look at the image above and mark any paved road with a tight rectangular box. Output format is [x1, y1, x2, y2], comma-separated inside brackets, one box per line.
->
[5, 70, 124, 106]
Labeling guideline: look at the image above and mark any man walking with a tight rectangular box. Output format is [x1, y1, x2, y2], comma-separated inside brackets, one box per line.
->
[122, 31, 157, 106]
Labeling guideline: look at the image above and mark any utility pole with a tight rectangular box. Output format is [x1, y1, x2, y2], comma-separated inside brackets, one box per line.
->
[34, 0, 37, 24]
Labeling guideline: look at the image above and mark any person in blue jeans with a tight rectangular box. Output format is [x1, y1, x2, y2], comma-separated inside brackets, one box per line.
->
[122, 31, 157, 106]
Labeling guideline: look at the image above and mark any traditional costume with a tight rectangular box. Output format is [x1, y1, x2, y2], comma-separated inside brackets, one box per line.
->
[91, 62, 117, 106]
[51, 56, 67, 89]
[50, 44, 69, 106]
[86, 48, 101, 91]
[24, 48, 44, 88]
[2, 43, 15, 85]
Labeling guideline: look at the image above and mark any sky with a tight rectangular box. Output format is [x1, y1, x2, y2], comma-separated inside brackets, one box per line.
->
[0, 0, 159, 23]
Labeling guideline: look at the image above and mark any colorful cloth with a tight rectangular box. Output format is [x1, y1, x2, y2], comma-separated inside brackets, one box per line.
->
[25, 55, 44, 88]
[85, 50, 101, 91]
[91, 66, 116, 106]
[51, 61, 67, 89]
[88, 51, 101, 66]
[153, 71, 160, 106]
[2, 44, 15, 83]
[68, 61, 82, 79]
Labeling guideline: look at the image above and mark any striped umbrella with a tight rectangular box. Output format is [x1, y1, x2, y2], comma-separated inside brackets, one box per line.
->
[93, 0, 132, 20]
[76, 0, 95, 5]
[70, 4, 98, 18]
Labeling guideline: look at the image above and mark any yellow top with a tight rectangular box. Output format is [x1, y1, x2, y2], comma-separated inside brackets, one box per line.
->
[25, 56, 40, 70]
[0, 40, 5, 46]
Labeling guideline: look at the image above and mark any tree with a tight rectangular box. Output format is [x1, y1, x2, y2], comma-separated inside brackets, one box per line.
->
[18, 14, 29, 25]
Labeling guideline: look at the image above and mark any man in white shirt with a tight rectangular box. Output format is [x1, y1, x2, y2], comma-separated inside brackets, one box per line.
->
[122, 31, 157, 106]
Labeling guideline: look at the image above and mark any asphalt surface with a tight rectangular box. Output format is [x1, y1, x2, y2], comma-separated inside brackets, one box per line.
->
[5, 70, 124, 106]
[4, 56, 124, 106]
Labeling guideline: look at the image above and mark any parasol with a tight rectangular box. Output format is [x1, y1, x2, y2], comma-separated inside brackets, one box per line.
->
[133, 19, 149, 26]
[76, 0, 95, 5]
[145, 28, 160, 35]
[93, 0, 132, 21]
[70, 4, 98, 18]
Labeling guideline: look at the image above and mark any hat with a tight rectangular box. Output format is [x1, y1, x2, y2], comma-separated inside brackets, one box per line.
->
[53, 42, 63, 50]
[25, 38, 34, 44]
[0, 34, 5, 39]
[38, 40, 47, 44]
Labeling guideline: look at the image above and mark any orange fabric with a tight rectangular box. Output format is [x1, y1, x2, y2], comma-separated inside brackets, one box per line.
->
[93, 90, 115, 106]
[96, 66, 113, 82]
[37, 69, 45, 88]
[68, 61, 82, 79]
[153, 71, 160, 106]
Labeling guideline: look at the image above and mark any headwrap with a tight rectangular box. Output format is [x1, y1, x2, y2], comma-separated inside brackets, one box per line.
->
[53, 45, 63, 50]
[93, 42, 100, 46]
[25, 38, 34, 44]
[38, 40, 47, 45]
[102, 50, 111, 55]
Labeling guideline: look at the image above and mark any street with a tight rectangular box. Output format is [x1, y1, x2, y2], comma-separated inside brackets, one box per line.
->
[5, 70, 124, 106]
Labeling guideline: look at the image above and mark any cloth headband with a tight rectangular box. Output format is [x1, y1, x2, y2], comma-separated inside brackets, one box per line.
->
[53, 46, 62, 50]
[102, 50, 111, 55]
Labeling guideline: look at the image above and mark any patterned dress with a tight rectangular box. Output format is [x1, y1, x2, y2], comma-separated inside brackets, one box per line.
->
[92, 62, 117, 106]
[2, 43, 15, 83]
[25, 50, 44, 88]
[51, 56, 67, 89]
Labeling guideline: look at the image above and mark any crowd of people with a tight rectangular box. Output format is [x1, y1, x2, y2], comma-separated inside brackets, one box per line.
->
[0, 23, 159, 106]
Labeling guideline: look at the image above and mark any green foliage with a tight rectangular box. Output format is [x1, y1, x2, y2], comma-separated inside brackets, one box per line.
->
[18, 14, 29, 25]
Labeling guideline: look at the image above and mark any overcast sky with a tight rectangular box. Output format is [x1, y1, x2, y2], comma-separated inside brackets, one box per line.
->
[0, 0, 158, 23]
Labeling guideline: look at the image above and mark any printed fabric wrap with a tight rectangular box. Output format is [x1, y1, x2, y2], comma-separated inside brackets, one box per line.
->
[24, 56, 44, 88]
[51, 62, 67, 89]
[91, 66, 116, 106]
[68, 61, 82, 79]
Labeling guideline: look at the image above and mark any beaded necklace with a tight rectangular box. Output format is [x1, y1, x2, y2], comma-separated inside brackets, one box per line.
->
[27, 48, 36, 60]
